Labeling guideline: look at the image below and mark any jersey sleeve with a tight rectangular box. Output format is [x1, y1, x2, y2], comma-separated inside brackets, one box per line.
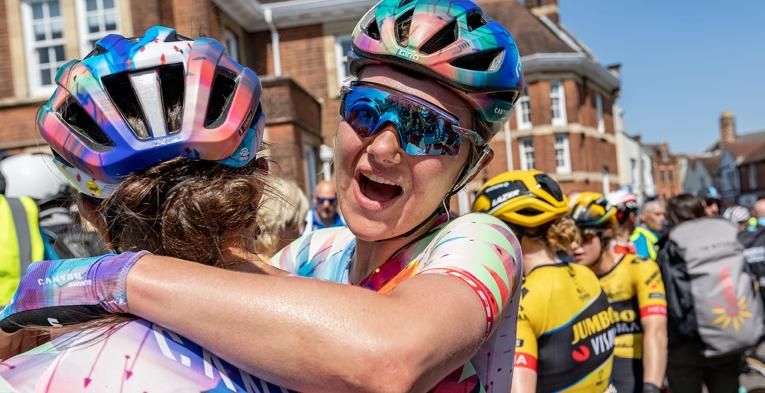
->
[269, 233, 312, 274]
[417, 213, 522, 335]
[269, 227, 355, 278]
[514, 295, 539, 372]
[630, 257, 668, 318]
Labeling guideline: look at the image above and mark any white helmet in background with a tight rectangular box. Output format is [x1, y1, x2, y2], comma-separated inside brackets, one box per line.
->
[723, 205, 750, 224]
[0, 153, 68, 200]
[607, 190, 639, 224]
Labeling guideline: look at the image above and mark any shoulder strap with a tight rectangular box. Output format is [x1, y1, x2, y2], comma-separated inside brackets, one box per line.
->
[6, 198, 33, 275]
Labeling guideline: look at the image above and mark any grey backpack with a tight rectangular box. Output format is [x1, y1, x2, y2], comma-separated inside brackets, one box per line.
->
[659, 217, 764, 357]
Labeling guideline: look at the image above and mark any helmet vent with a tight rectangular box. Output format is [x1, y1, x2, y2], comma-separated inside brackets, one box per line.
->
[59, 96, 114, 151]
[204, 68, 237, 128]
[517, 207, 543, 217]
[450, 47, 503, 71]
[466, 10, 487, 32]
[85, 45, 108, 59]
[102, 71, 151, 139]
[420, 19, 458, 55]
[535, 174, 564, 202]
[364, 17, 381, 41]
[395, 8, 414, 46]
[158, 63, 185, 134]
[398, 0, 415, 8]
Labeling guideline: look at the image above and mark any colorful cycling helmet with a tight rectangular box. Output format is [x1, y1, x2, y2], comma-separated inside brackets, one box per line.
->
[606, 189, 639, 224]
[472, 170, 569, 228]
[723, 205, 750, 224]
[349, 0, 523, 139]
[37, 26, 265, 199]
[570, 192, 617, 230]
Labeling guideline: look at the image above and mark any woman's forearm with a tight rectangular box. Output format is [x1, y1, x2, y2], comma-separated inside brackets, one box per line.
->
[127, 255, 486, 393]
[641, 317, 668, 387]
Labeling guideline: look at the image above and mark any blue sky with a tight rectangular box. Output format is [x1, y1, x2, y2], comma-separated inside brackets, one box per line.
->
[557, 1, 765, 154]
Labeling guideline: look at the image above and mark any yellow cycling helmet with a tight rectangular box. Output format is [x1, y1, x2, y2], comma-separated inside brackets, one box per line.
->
[472, 170, 569, 228]
[570, 192, 617, 230]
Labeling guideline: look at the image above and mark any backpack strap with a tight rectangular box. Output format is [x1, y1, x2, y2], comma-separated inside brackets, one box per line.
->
[6, 198, 33, 275]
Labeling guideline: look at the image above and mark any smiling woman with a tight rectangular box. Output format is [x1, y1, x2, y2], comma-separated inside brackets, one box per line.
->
[0, 0, 526, 392]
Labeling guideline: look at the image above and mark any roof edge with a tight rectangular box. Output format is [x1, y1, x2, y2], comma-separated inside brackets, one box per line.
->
[521, 52, 620, 92]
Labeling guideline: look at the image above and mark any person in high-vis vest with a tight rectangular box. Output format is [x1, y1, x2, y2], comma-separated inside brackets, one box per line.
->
[630, 200, 666, 260]
[0, 195, 45, 305]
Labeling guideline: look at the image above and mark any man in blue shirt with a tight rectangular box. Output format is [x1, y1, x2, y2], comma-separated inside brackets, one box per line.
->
[303, 180, 345, 234]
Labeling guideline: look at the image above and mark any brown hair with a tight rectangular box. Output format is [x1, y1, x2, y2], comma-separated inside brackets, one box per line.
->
[546, 217, 581, 253]
[667, 193, 705, 226]
[27, 156, 270, 336]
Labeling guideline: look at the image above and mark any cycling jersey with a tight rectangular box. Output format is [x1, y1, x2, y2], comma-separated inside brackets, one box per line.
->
[271, 212, 523, 392]
[630, 227, 660, 261]
[0, 319, 292, 392]
[597, 254, 667, 360]
[514, 262, 615, 393]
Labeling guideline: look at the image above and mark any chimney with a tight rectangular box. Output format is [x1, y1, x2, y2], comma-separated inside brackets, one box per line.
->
[525, 0, 559, 24]
[720, 111, 736, 146]
[607, 63, 622, 78]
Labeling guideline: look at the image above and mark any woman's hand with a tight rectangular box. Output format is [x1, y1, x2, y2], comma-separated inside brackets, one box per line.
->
[0, 251, 149, 333]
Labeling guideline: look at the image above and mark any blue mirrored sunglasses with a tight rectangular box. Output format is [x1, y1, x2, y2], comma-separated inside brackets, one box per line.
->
[339, 82, 485, 156]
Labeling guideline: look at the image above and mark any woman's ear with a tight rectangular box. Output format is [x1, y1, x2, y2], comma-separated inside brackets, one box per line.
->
[76, 196, 108, 242]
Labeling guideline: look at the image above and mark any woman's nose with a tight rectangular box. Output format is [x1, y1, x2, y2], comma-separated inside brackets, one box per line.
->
[366, 125, 402, 166]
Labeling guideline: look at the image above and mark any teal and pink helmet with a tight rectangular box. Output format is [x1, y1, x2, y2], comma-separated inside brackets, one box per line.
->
[37, 26, 264, 199]
[350, 0, 523, 139]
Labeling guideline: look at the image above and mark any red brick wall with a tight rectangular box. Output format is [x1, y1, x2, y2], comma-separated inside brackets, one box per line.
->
[0, 2, 13, 99]
[131, 0, 162, 34]
[0, 103, 46, 148]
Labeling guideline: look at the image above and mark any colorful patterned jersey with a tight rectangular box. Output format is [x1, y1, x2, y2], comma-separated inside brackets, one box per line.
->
[0, 319, 292, 392]
[597, 254, 667, 360]
[513, 262, 615, 393]
[271, 212, 523, 393]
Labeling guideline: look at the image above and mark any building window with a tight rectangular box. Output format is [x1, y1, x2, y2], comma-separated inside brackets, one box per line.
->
[222, 29, 239, 62]
[76, 0, 120, 55]
[630, 158, 638, 185]
[668, 170, 674, 184]
[516, 88, 532, 130]
[595, 93, 604, 133]
[519, 138, 535, 170]
[22, 0, 66, 96]
[660, 170, 666, 183]
[554, 134, 571, 174]
[749, 163, 758, 189]
[334, 35, 353, 88]
[550, 80, 567, 126]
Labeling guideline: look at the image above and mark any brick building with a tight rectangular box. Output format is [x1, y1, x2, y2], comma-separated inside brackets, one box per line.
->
[645, 143, 684, 200]
[473, 0, 621, 195]
[0, 0, 623, 197]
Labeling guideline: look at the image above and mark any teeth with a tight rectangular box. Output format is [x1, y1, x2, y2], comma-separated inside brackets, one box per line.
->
[365, 173, 398, 186]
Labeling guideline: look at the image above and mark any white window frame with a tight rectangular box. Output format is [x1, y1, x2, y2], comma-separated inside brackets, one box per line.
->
[75, 0, 121, 56]
[21, 0, 67, 97]
[595, 93, 605, 133]
[550, 79, 567, 127]
[334, 35, 353, 88]
[519, 137, 535, 170]
[554, 133, 571, 174]
[222, 29, 240, 62]
[516, 88, 532, 130]
[749, 163, 758, 189]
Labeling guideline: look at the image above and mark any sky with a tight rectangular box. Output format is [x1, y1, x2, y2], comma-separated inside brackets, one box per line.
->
[557, 1, 765, 154]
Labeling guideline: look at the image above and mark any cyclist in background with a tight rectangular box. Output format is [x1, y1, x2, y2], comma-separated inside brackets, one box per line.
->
[570, 192, 668, 393]
[607, 190, 640, 255]
[474, 171, 616, 393]
[698, 186, 722, 217]
[0, 0, 525, 391]
[631, 200, 666, 260]
[723, 205, 751, 232]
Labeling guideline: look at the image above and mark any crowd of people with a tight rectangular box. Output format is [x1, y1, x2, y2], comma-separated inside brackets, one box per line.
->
[0, 0, 763, 392]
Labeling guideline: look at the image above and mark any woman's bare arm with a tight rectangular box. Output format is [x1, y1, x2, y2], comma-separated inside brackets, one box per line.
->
[128, 255, 489, 393]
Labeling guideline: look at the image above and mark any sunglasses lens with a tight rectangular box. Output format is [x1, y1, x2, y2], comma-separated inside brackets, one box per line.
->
[346, 102, 379, 138]
[342, 84, 473, 157]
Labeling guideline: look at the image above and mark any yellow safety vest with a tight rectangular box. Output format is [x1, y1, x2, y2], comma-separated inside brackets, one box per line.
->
[629, 226, 659, 261]
[0, 195, 44, 305]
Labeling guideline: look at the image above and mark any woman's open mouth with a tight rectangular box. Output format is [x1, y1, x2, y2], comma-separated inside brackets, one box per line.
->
[357, 172, 403, 204]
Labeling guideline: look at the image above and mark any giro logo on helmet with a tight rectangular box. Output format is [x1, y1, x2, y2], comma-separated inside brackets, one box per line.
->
[397, 48, 421, 61]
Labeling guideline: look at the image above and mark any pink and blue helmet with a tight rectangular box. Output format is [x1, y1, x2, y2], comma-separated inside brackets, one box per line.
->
[37, 26, 265, 199]
[349, 0, 523, 139]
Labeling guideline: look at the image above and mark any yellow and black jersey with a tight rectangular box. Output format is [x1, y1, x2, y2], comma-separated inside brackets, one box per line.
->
[514, 262, 616, 393]
[597, 253, 667, 360]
